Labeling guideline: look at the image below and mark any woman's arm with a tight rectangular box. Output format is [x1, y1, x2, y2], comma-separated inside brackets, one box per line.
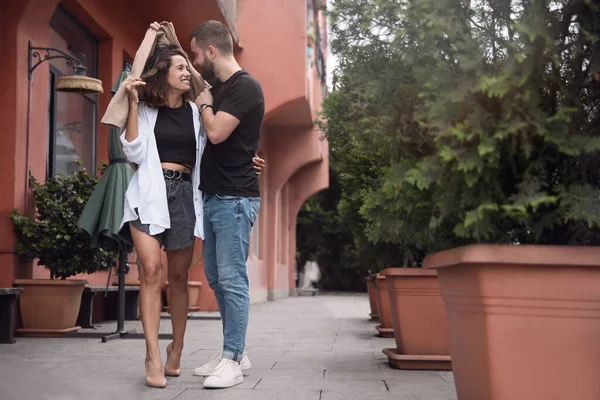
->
[123, 77, 145, 143]
[124, 102, 140, 143]
[121, 78, 147, 165]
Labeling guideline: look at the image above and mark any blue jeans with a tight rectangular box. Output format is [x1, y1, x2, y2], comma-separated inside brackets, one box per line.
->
[202, 194, 260, 361]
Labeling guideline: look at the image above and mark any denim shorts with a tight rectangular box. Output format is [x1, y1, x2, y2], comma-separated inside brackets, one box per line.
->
[129, 170, 196, 251]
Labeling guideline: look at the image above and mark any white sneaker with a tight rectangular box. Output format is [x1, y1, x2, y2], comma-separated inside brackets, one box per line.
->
[240, 351, 252, 371]
[203, 358, 243, 389]
[193, 351, 221, 377]
[193, 351, 252, 377]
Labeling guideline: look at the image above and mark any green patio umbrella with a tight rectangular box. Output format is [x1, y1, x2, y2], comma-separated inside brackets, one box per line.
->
[77, 61, 145, 342]
[78, 61, 134, 252]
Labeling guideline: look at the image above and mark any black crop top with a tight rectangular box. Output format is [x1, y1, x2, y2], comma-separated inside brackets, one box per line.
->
[154, 102, 196, 170]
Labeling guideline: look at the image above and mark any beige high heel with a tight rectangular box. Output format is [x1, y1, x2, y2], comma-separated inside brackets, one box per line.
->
[164, 342, 181, 377]
[145, 359, 167, 388]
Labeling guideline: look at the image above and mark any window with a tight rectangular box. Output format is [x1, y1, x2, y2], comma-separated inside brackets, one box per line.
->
[47, 6, 98, 178]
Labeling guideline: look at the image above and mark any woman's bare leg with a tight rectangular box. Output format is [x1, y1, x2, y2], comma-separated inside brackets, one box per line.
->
[130, 224, 166, 388]
[165, 243, 195, 374]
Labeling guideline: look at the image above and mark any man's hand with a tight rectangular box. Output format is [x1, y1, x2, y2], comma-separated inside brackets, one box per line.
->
[253, 154, 266, 175]
[195, 88, 214, 108]
[149, 21, 160, 31]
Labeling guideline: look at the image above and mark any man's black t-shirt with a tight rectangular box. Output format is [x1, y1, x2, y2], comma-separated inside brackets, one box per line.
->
[200, 70, 264, 197]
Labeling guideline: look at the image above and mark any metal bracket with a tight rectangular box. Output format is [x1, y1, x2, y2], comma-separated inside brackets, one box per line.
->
[28, 40, 87, 80]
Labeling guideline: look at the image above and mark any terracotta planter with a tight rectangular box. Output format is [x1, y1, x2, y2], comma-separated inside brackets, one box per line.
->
[381, 268, 451, 370]
[366, 274, 379, 321]
[373, 274, 394, 338]
[14, 279, 87, 337]
[164, 281, 202, 312]
[424, 244, 600, 400]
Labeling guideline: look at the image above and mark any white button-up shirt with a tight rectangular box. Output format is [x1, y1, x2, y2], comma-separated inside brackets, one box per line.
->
[119, 101, 206, 239]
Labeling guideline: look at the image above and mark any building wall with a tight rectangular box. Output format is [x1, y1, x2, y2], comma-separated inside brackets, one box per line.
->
[237, 0, 329, 301]
[0, 0, 328, 308]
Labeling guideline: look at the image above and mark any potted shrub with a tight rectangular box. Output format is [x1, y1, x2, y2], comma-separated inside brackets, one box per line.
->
[323, 0, 599, 395]
[356, 1, 600, 398]
[11, 168, 114, 337]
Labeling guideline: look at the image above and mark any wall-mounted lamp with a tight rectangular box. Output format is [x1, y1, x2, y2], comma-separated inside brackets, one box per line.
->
[28, 40, 103, 94]
[23, 40, 104, 215]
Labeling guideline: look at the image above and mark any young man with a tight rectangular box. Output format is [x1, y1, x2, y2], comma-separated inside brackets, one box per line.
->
[189, 21, 264, 389]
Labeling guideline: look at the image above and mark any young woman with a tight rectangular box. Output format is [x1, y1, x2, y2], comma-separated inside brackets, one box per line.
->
[120, 44, 262, 388]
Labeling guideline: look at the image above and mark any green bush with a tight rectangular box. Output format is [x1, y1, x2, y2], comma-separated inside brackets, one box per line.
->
[300, 0, 600, 288]
[319, 0, 600, 267]
[11, 168, 115, 280]
[360, 0, 600, 250]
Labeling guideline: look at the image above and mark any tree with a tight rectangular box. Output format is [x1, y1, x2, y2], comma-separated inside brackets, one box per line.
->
[296, 2, 418, 289]
[315, 0, 600, 271]
[361, 0, 600, 247]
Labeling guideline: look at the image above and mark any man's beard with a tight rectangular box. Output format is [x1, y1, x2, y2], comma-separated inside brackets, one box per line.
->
[200, 60, 218, 87]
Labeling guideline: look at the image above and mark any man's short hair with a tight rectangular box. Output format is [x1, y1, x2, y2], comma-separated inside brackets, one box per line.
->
[189, 21, 233, 54]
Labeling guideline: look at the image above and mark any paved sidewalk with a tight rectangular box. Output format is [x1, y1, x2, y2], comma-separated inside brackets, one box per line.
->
[0, 294, 457, 400]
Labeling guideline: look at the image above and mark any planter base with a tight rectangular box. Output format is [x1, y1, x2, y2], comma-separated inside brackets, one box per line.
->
[369, 313, 379, 321]
[383, 348, 451, 370]
[18, 326, 81, 338]
[376, 325, 394, 338]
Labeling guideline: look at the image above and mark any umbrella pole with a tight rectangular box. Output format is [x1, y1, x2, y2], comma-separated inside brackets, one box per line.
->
[103, 260, 112, 297]
[117, 249, 127, 332]
[101, 250, 139, 342]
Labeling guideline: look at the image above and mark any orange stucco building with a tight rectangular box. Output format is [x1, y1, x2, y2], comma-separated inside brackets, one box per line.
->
[0, 0, 329, 309]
